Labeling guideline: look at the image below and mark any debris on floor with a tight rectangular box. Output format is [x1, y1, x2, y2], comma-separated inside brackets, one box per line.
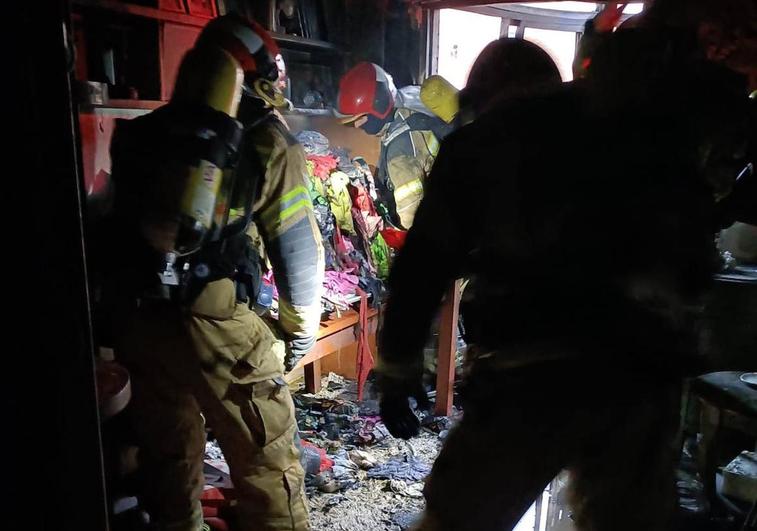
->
[200, 371, 736, 531]
[367, 456, 432, 483]
[203, 372, 451, 530]
[349, 449, 378, 470]
[294, 373, 448, 530]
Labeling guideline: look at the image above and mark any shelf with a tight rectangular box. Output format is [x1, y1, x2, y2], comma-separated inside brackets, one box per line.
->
[80, 98, 165, 111]
[102, 98, 165, 109]
[72, 1, 345, 53]
[272, 32, 342, 54]
[79, 99, 167, 116]
[72, 0, 210, 27]
[284, 107, 334, 117]
[80, 98, 336, 116]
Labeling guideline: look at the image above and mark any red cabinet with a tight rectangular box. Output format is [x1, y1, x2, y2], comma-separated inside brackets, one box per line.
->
[79, 106, 156, 196]
[160, 22, 203, 100]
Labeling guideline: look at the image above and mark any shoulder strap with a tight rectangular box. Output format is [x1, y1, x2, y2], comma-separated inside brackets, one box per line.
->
[218, 111, 274, 239]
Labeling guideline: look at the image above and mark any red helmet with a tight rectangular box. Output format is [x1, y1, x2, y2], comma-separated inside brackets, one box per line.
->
[336, 62, 396, 122]
[198, 14, 281, 83]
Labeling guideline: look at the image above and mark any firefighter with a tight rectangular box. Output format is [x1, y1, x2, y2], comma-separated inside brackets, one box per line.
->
[336, 62, 453, 229]
[101, 14, 323, 531]
[376, 1, 756, 530]
[458, 37, 562, 126]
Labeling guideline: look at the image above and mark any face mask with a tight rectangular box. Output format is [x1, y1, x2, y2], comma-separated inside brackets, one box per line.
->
[360, 114, 391, 135]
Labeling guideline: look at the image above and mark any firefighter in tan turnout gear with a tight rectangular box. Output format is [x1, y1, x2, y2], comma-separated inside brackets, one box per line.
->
[101, 14, 323, 531]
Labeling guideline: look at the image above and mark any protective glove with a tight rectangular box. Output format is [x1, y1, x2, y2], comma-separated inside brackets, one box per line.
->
[376, 370, 429, 440]
[284, 340, 304, 372]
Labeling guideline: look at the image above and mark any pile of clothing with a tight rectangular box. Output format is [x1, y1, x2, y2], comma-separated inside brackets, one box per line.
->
[296, 130, 404, 314]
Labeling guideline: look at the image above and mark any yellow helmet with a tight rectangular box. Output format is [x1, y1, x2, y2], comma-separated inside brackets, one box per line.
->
[420, 75, 459, 123]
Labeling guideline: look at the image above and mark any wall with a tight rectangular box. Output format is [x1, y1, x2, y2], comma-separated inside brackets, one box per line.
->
[319, 339, 377, 380]
[79, 109, 381, 198]
[284, 113, 381, 167]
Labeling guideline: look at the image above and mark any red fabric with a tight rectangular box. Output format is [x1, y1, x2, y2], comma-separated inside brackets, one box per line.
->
[301, 440, 335, 472]
[355, 288, 375, 401]
[200, 487, 227, 502]
[307, 154, 338, 180]
[200, 486, 235, 507]
[350, 183, 382, 244]
[380, 227, 407, 250]
[349, 183, 377, 217]
[202, 506, 219, 518]
[201, 487, 232, 528]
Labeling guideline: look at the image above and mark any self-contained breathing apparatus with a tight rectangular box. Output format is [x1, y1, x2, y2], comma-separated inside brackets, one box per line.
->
[107, 15, 287, 311]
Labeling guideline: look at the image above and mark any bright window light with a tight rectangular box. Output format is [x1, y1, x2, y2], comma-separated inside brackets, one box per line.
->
[437, 9, 502, 89]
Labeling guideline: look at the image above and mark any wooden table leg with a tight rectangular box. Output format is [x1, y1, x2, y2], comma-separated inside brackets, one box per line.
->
[304, 358, 322, 394]
[435, 280, 460, 416]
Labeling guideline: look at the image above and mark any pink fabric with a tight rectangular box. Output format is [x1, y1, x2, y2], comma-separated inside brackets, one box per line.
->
[322, 270, 359, 308]
[263, 270, 278, 299]
[323, 271, 358, 297]
[306, 154, 338, 180]
[333, 226, 360, 273]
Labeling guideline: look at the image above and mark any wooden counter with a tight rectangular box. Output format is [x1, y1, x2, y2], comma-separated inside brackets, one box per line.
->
[290, 308, 379, 393]
[288, 281, 460, 416]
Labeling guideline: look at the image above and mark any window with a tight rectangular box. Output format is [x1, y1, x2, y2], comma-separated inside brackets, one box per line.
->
[519, 2, 644, 14]
[436, 9, 502, 89]
[523, 27, 576, 81]
[518, 2, 597, 12]
[432, 3, 645, 85]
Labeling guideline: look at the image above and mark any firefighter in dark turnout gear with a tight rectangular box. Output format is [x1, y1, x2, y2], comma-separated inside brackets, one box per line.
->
[376, 5, 756, 531]
[458, 37, 562, 126]
[101, 15, 322, 531]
